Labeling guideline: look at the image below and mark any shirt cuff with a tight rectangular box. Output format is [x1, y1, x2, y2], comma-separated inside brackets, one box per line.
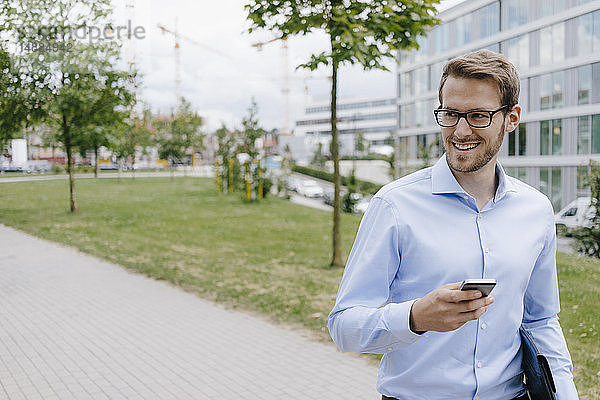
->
[386, 299, 426, 344]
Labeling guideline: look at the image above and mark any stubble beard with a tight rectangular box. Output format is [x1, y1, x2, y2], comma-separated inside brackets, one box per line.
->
[444, 124, 505, 174]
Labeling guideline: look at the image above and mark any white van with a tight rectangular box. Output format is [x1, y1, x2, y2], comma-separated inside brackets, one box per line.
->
[555, 197, 595, 234]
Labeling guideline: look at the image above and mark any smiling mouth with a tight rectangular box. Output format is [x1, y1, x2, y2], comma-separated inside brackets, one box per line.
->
[452, 142, 480, 151]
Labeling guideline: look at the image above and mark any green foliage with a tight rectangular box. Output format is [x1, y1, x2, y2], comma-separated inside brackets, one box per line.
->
[572, 161, 600, 257]
[155, 98, 204, 166]
[246, 0, 440, 71]
[1, 0, 136, 211]
[292, 164, 382, 195]
[247, 0, 440, 265]
[114, 106, 153, 168]
[238, 98, 265, 160]
[311, 143, 327, 169]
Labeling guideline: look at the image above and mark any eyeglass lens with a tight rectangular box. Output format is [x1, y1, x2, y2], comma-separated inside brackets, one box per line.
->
[437, 111, 491, 127]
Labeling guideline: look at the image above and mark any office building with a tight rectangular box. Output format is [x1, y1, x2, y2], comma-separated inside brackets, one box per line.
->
[293, 97, 397, 159]
[397, 0, 600, 210]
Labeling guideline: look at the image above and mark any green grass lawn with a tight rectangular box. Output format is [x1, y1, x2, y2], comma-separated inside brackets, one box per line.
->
[0, 177, 598, 398]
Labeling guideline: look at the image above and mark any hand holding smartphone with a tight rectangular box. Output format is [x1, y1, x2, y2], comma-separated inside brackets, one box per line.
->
[460, 278, 496, 297]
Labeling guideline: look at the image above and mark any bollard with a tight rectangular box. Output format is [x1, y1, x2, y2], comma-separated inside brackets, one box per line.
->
[215, 160, 221, 193]
[228, 159, 234, 193]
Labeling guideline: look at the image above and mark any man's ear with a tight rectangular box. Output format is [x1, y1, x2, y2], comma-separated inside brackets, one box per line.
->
[505, 105, 521, 133]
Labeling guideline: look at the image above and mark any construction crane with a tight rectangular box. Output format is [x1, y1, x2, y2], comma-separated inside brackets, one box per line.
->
[157, 20, 231, 110]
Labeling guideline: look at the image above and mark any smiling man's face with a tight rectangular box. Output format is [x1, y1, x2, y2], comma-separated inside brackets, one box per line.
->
[440, 76, 508, 174]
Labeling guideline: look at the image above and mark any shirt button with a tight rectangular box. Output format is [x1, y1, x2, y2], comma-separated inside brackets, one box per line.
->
[484, 248, 489, 253]
[477, 361, 482, 368]
[387, 347, 393, 351]
[481, 323, 487, 330]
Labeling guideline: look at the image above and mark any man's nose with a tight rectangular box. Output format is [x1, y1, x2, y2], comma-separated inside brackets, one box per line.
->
[454, 117, 472, 138]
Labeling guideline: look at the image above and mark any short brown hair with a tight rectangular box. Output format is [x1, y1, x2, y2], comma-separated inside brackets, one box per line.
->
[438, 49, 520, 110]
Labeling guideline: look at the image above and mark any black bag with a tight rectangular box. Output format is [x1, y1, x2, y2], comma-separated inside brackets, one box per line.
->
[520, 325, 557, 400]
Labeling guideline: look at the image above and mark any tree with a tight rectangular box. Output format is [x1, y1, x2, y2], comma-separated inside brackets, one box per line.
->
[1, 0, 136, 212]
[114, 106, 153, 177]
[155, 97, 204, 172]
[247, 0, 440, 266]
[238, 99, 267, 200]
[0, 47, 43, 148]
[238, 98, 265, 161]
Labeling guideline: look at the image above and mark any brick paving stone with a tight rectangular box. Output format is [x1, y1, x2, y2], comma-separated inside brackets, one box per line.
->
[0, 225, 380, 399]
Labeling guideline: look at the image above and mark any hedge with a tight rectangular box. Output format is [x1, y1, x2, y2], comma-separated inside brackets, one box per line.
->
[291, 165, 383, 195]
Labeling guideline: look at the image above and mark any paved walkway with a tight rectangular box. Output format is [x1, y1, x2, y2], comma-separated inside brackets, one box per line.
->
[0, 225, 379, 400]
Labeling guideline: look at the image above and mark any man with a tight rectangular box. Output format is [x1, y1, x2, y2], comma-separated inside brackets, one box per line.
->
[328, 50, 578, 399]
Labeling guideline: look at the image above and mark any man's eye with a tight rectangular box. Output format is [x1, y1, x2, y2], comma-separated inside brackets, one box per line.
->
[443, 111, 458, 118]
[470, 112, 487, 120]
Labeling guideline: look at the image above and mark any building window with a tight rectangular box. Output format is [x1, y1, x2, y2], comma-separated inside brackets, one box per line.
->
[539, 167, 562, 211]
[508, 123, 527, 156]
[576, 12, 594, 57]
[399, 104, 413, 129]
[578, 116, 591, 154]
[504, 34, 529, 70]
[506, 0, 529, 30]
[433, 24, 449, 55]
[540, 119, 562, 155]
[595, 115, 600, 153]
[539, 71, 564, 110]
[507, 167, 527, 182]
[578, 65, 591, 105]
[574, 10, 600, 55]
[414, 66, 429, 95]
[539, 0, 566, 19]
[416, 134, 427, 159]
[595, 11, 600, 51]
[414, 100, 433, 127]
[414, 34, 430, 62]
[578, 115, 600, 154]
[520, 79, 529, 113]
[480, 1, 500, 38]
[539, 22, 565, 65]
[577, 165, 591, 197]
[455, 13, 472, 47]
[400, 71, 413, 98]
[430, 60, 445, 92]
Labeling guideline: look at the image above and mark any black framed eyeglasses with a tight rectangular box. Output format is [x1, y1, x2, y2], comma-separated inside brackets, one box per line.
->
[433, 105, 509, 128]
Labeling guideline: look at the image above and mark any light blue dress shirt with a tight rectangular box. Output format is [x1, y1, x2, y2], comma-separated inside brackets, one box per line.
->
[328, 155, 578, 400]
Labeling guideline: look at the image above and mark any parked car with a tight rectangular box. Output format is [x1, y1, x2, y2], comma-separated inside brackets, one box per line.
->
[297, 179, 324, 198]
[286, 176, 301, 192]
[354, 195, 372, 214]
[555, 197, 594, 235]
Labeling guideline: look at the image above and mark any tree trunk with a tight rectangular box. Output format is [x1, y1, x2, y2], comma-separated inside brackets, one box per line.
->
[330, 59, 343, 267]
[63, 113, 77, 213]
[94, 145, 99, 178]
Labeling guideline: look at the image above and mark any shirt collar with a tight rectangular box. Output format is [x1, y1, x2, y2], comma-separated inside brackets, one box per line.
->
[431, 155, 517, 202]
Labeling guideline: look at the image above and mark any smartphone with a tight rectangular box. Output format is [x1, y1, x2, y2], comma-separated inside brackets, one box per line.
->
[460, 278, 496, 297]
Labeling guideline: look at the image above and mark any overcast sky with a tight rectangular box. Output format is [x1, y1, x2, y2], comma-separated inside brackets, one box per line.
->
[112, 0, 465, 132]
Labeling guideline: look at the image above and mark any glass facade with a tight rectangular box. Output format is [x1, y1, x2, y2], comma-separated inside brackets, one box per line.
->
[538, 71, 564, 110]
[504, 34, 529, 70]
[505, 0, 529, 29]
[578, 65, 591, 105]
[508, 123, 527, 156]
[539, 119, 562, 155]
[539, 22, 565, 65]
[577, 115, 600, 154]
[480, 2, 500, 38]
[397, 1, 600, 209]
